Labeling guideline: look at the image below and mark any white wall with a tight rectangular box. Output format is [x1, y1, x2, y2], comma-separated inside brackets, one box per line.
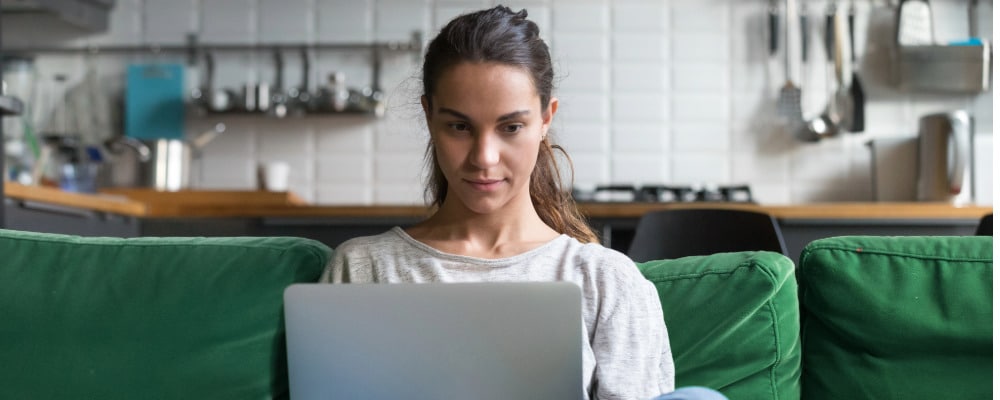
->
[2, 0, 993, 205]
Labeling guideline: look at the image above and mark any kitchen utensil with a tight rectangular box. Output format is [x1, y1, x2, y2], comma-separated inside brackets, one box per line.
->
[202, 53, 238, 113]
[125, 63, 185, 140]
[846, 0, 866, 132]
[270, 50, 288, 118]
[916, 111, 973, 205]
[896, 0, 933, 46]
[799, 3, 839, 141]
[768, 0, 780, 56]
[777, 0, 802, 125]
[832, 7, 853, 132]
[105, 123, 225, 191]
[285, 48, 313, 115]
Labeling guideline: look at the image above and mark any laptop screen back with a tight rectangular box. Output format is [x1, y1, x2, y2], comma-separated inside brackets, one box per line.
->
[283, 282, 583, 400]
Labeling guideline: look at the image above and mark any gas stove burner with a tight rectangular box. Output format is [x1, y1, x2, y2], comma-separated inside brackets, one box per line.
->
[574, 184, 755, 203]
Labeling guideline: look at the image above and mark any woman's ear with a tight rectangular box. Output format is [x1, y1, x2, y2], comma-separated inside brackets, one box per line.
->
[421, 95, 431, 119]
[541, 97, 558, 138]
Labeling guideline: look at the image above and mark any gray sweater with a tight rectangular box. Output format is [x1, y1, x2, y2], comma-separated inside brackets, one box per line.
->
[320, 227, 675, 400]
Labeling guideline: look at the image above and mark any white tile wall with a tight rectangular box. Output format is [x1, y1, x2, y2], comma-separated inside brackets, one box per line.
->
[4, 0, 993, 205]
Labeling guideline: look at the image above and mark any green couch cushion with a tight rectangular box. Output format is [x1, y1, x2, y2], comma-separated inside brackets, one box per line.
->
[798, 236, 993, 399]
[638, 251, 800, 400]
[0, 229, 332, 399]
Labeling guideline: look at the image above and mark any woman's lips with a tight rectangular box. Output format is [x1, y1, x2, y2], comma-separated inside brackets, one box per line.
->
[465, 178, 504, 191]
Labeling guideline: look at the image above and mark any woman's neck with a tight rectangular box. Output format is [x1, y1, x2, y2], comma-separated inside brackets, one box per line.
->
[406, 197, 560, 259]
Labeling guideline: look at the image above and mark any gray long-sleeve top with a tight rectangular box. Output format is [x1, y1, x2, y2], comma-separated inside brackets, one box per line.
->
[320, 227, 675, 400]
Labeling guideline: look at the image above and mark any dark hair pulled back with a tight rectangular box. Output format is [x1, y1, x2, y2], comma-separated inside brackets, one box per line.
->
[421, 5, 598, 244]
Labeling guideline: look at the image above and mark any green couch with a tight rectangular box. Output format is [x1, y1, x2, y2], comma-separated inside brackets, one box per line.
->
[0, 229, 331, 399]
[0, 229, 992, 399]
[639, 235, 993, 400]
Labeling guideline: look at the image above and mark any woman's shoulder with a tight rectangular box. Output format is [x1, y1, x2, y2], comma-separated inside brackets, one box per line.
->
[333, 227, 409, 257]
[560, 238, 644, 281]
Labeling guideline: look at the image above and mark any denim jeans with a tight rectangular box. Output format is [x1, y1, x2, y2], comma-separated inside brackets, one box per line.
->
[650, 386, 729, 400]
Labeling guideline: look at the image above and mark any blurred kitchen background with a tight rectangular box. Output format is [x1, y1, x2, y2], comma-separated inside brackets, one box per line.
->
[0, 0, 993, 205]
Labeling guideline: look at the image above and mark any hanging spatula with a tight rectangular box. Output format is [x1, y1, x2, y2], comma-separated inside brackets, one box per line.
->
[847, 0, 866, 132]
[777, 0, 802, 125]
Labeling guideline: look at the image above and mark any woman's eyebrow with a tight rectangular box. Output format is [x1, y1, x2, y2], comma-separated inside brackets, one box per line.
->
[437, 108, 530, 122]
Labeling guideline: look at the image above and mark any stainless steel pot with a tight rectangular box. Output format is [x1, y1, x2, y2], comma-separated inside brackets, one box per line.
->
[105, 123, 225, 191]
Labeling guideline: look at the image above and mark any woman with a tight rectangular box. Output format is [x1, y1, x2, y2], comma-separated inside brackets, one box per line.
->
[321, 6, 724, 400]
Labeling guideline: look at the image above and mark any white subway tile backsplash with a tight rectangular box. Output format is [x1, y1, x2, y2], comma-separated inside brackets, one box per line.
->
[671, 153, 730, 184]
[553, 32, 610, 62]
[612, 3, 667, 33]
[672, 122, 728, 152]
[672, 63, 727, 92]
[612, 33, 667, 62]
[143, 0, 196, 44]
[612, 63, 668, 92]
[559, 63, 609, 92]
[316, 155, 373, 184]
[670, 1, 728, 33]
[317, 0, 374, 43]
[256, 121, 314, 158]
[374, 117, 429, 152]
[554, 123, 609, 153]
[375, 0, 430, 41]
[671, 33, 729, 63]
[552, 2, 610, 33]
[731, 153, 790, 184]
[198, 157, 256, 189]
[611, 154, 666, 184]
[200, 0, 255, 44]
[671, 93, 728, 122]
[314, 117, 375, 154]
[374, 153, 426, 183]
[563, 153, 609, 187]
[258, 0, 313, 43]
[13, 0, 991, 205]
[612, 123, 667, 153]
[552, 92, 608, 123]
[611, 93, 666, 122]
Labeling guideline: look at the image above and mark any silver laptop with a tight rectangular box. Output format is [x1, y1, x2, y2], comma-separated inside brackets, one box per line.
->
[283, 282, 583, 400]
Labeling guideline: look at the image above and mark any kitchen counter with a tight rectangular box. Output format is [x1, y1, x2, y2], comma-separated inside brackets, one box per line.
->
[4, 182, 992, 220]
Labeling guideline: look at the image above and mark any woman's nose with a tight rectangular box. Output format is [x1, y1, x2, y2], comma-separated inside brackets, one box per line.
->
[469, 134, 501, 168]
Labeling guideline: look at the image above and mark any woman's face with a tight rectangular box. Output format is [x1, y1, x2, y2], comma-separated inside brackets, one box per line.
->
[423, 62, 557, 216]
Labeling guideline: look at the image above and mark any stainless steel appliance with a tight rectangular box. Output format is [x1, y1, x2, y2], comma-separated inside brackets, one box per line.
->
[916, 110, 974, 204]
[573, 184, 755, 204]
[868, 110, 975, 204]
[104, 123, 225, 191]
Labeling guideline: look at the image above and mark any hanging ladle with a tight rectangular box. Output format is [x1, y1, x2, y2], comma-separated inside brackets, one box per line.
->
[798, 1, 841, 142]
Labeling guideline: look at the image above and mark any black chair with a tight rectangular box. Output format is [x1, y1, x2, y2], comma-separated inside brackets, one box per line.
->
[627, 208, 789, 262]
[975, 214, 992, 236]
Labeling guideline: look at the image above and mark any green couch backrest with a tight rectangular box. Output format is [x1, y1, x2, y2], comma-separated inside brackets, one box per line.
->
[799, 235, 993, 399]
[638, 251, 801, 400]
[0, 229, 332, 399]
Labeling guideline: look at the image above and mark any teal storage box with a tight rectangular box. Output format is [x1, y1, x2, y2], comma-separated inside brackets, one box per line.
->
[0, 229, 332, 399]
[799, 236, 993, 399]
[638, 251, 801, 400]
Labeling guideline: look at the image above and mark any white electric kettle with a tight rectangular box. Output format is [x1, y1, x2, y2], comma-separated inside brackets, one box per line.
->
[916, 111, 974, 204]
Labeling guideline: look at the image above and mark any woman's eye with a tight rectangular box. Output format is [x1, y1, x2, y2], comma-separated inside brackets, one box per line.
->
[447, 122, 470, 132]
[502, 124, 524, 134]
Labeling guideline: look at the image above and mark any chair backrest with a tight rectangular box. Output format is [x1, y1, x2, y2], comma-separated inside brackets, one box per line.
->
[627, 208, 788, 262]
[975, 213, 992, 236]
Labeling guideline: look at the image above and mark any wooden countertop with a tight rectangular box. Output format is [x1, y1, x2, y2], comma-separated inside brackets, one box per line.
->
[4, 182, 992, 220]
